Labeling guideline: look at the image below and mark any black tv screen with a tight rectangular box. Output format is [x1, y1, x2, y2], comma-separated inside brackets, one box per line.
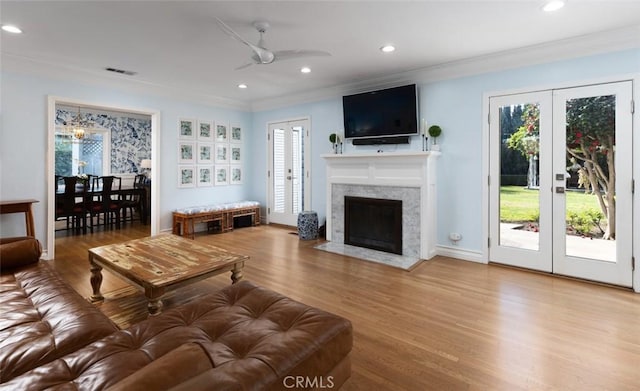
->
[343, 84, 418, 139]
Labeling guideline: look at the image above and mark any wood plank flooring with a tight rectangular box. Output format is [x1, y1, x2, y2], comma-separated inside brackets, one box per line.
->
[53, 225, 640, 390]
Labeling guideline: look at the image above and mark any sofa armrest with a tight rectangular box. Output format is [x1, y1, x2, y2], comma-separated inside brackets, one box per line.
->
[0, 236, 42, 270]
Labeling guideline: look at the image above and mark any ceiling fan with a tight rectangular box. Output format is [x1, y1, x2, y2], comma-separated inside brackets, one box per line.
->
[215, 17, 331, 70]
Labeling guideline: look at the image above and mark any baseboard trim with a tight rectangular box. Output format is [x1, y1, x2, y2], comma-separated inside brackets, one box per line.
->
[435, 245, 486, 264]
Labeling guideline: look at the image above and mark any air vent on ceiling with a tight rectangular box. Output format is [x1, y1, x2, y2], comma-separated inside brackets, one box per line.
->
[105, 67, 137, 76]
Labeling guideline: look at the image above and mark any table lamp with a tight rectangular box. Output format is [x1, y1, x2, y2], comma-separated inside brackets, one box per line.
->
[141, 159, 152, 179]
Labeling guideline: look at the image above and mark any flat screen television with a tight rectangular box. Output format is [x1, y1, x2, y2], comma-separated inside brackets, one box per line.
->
[342, 84, 418, 140]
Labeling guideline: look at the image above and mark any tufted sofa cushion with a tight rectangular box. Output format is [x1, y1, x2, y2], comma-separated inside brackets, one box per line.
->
[1, 280, 353, 391]
[0, 261, 119, 383]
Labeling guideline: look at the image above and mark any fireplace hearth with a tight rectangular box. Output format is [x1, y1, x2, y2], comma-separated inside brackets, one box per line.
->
[345, 196, 402, 255]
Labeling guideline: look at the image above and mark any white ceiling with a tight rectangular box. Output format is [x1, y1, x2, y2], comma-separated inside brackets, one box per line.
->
[2, 1, 640, 110]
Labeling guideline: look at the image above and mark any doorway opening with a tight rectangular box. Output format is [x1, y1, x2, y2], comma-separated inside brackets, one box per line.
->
[46, 97, 160, 260]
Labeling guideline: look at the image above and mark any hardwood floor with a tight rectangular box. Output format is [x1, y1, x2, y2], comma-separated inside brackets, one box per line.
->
[53, 225, 640, 390]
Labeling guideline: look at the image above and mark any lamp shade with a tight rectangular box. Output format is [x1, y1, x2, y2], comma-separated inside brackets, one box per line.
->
[141, 159, 152, 169]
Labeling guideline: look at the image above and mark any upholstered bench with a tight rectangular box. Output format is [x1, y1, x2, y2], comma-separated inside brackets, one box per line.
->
[172, 201, 260, 239]
[1, 280, 353, 390]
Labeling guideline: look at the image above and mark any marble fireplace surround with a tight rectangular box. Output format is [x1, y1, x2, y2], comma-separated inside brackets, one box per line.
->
[319, 152, 439, 269]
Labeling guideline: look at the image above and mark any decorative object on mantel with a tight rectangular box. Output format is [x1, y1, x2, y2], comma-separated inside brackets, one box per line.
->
[428, 125, 442, 151]
[420, 118, 429, 151]
[329, 132, 342, 154]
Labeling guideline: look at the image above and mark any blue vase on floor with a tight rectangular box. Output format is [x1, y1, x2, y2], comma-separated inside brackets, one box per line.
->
[297, 211, 319, 240]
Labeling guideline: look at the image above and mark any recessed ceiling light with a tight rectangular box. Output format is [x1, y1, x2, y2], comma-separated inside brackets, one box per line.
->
[300, 67, 311, 74]
[1, 25, 22, 34]
[380, 45, 395, 53]
[543, 1, 565, 12]
[238, 83, 248, 89]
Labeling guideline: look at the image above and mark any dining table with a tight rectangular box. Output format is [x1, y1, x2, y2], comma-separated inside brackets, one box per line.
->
[56, 183, 148, 225]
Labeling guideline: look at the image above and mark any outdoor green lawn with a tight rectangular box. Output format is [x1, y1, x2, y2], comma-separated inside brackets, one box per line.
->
[500, 186, 603, 222]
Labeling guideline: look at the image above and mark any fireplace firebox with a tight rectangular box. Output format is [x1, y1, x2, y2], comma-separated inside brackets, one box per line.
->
[344, 196, 402, 255]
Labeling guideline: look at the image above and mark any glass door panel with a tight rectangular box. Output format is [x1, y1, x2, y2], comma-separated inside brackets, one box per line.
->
[498, 103, 540, 251]
[272, 127, 286, 214]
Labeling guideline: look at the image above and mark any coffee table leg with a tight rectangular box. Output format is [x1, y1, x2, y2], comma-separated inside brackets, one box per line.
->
[146, 288, 165, 316]
[89, 259, 104, 302]
[231, 261, 244, 284]
[148, 299, 163, 316]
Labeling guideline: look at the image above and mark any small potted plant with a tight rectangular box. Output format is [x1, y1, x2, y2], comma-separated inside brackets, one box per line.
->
[329, 133, 341, 154]
[428, 125, 442, 151]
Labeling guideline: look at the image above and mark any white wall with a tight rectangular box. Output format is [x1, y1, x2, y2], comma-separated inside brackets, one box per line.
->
[0, 72, 251, 246]
[251, 48, 640, 254]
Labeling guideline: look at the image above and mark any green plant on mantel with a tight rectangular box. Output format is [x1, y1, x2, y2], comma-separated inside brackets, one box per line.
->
[428, 125, 442, 144]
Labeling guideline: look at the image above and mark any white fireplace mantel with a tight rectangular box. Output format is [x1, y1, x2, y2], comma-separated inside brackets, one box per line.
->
[322, 151, 439, 262]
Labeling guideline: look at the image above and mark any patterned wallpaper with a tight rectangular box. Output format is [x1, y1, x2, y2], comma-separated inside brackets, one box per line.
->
[56, 108, 151, 174]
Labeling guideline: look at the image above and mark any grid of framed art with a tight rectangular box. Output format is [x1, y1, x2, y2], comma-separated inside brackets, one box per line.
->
[178, 118, 243, 188]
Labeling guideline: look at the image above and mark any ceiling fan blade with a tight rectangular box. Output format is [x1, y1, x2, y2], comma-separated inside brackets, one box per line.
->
[272, 50, 332, 61]
[215, 17, 275, 64]
[235, 62, 254, 70]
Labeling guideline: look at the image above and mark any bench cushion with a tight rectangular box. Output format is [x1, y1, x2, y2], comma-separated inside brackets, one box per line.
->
[0, 280, 352, 390]
[174, 201, 259, 215]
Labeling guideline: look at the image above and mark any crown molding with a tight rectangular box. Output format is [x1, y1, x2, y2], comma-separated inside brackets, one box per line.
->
[1, 53, 252, 112]
[251, 24, 640, 112]
[3, 24, 638, 113]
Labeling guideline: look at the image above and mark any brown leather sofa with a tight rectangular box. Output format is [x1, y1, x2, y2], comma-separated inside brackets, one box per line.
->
[0, 237, 353, 390]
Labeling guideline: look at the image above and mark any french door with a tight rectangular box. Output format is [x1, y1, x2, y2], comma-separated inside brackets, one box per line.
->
[489, 81, 633, 286]
[267, 119, 311, 226]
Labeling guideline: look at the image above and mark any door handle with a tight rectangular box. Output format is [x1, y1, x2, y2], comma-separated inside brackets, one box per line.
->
[287, 176, 292, 180]
[555, 187, 565, 194]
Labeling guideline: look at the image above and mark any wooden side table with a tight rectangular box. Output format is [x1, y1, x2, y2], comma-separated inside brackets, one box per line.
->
[0, 199, 39, 237]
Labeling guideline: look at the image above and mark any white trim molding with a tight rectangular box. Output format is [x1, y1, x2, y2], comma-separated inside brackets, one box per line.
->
[436, 245, 485, 264]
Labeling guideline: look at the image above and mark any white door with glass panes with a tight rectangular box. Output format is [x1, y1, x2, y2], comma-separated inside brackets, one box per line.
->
[268, 119, 311, 226]
[489, 81, 633, 287]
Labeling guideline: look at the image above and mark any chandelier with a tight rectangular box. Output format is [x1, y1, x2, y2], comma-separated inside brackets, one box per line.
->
[64, 106, 94, 142]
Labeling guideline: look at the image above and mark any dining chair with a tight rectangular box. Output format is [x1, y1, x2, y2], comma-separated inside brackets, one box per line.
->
[121, 174, 146, 223]
[88, 176, 122, 230]
[55, 176, 89, 234]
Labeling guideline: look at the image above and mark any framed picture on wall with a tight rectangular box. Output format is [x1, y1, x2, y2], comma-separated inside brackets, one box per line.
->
[215, 165, 229, 186]
[230, 165, 242, 185]
[231, 124, 242, 143]
[230, 145, 242, 163]
[179, 118, 196, 139]
[216, 122, 229, 142]
[197, 165, 213, 187]
[197, 142, 213, 163]
[178, 165, 195, 188]
[178, 141, 195, 163]
[215, 144, 229, 163]
[198, 120, 213, 141]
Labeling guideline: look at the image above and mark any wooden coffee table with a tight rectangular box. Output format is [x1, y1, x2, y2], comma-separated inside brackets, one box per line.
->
[88, 234, 248, 315]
